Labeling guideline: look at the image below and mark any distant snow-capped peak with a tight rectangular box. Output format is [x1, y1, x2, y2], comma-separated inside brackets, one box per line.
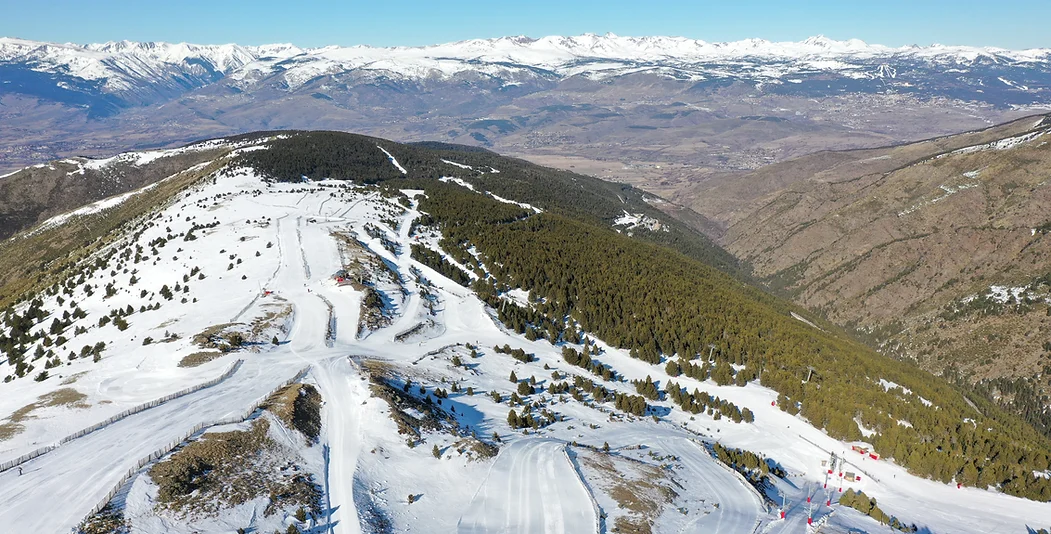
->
[1, 33, 1050, 93]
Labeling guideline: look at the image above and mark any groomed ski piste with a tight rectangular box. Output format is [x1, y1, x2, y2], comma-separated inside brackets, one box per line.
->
[0, 143, 1049, 533]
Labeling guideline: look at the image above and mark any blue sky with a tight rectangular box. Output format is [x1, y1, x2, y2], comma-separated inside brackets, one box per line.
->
[3, 0, 1048, 49]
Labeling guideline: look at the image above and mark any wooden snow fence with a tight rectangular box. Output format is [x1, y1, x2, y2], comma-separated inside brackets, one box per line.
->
[80, 366, 310, 520]
[0, 359, 244, 474]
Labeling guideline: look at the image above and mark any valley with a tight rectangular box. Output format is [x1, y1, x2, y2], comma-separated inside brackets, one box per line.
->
[2, 34, 1049, 198]
[678, 113, 1051, 440]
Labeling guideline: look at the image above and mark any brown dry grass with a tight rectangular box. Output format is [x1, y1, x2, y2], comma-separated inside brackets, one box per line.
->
[177, 351, 224, 368]
[264, 383, 322, 443]
[0, 422, 23, 441]
[60, 371, 88, 385]
[151, 418, 273, 509]
[0, 388, 89, 441]
[7, 403, 39, 423]
[76, 503, 128, 534]
[577, 448, 676, 533]
[249, 304, 293, 338]
[149, 417, 323, 518]
[191, 323, 240, 348]
[40, 388, 89, 408]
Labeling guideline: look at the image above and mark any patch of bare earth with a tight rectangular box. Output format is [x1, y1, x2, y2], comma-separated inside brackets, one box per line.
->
[149, 416, 322, 521]
[264, 383, 322, 443]
[574, 447, 677, 534]
[0, 387, 89, 441]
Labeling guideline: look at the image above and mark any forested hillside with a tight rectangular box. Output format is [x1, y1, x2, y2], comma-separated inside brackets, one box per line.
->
[689, 115, 1051, 447]
[233, 131, 1051, 501]
[237, 131, 744, 277]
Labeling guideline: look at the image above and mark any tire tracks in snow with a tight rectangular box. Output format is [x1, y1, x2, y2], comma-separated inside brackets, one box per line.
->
[232, 214, 288, 322]
[457, 439, 597, 534]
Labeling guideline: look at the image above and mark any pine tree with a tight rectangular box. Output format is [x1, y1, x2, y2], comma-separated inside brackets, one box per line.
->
[432, 444, 441, 458]
[517, 381, 534, 396]
[509, 370, 518, 383]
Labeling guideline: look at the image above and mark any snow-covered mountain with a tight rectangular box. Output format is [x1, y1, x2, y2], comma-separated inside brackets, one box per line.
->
[3, 33, 1051, 107]
[2, 132, 1051, 533]
[241, 32, 1051, 86]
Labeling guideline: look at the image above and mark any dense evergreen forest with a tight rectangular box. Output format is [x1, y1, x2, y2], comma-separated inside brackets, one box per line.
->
[238, 131, 1051, 501]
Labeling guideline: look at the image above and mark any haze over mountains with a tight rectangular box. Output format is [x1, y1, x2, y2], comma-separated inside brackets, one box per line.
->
[3, 33, 1051, 188]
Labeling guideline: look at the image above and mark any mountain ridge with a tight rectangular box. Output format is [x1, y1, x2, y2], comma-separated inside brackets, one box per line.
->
[2, 130, 1051, 532]
[4, 33, 1051, 94]
[8, 32, 1051, 89]
[676, 111, 1051, 441]
[4, 32, 1051, 196]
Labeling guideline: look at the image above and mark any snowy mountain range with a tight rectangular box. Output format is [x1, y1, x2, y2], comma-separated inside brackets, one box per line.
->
[3, 33, 1051, 109]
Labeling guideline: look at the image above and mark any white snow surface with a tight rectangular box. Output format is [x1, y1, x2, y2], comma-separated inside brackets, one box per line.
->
[377, 145, 407, 174]
[940, 128, 1050, 157]
[439, 176, 476, 191]
[457, 439, 597, 533]
[487, 192, 542, 213]
[437, 177, 541, 214]
[0, 158, 1049, 533]
[441, 159, 474, 170]
[0, 37, 256, 92]
[613, 210, 665, 232]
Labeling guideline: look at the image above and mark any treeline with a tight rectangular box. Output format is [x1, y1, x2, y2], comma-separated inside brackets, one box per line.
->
[667, 382, 753, 423]
[494, 344, 534, 363]
[839, 489, 918, 532]
[665, 357, 760, 387]
[712, 442, 783, 477]
[486, 294, 564, 342]
[507, 406, 556, 430]
[710, 442, 782, 497]
[561, 346, 619, 382]
[236, 132, 406, 184]
[973, 375, 1051, 439]
[241, 131, 744, 278]
[410, 244, 470, 286]
[567, 375, 650, 417]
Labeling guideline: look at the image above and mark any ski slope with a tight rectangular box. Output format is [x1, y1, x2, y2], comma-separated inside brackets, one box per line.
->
[1, 153, 1049, 534]
[658, 438, 764, 533]
[0, 355, 308, 531]
[457, 439, 597, 534]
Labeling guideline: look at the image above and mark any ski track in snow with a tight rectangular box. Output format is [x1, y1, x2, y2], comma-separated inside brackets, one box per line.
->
[662, 438, 763, 533]
[457, 439, 596, 534]
[377, 145, 407, 175]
